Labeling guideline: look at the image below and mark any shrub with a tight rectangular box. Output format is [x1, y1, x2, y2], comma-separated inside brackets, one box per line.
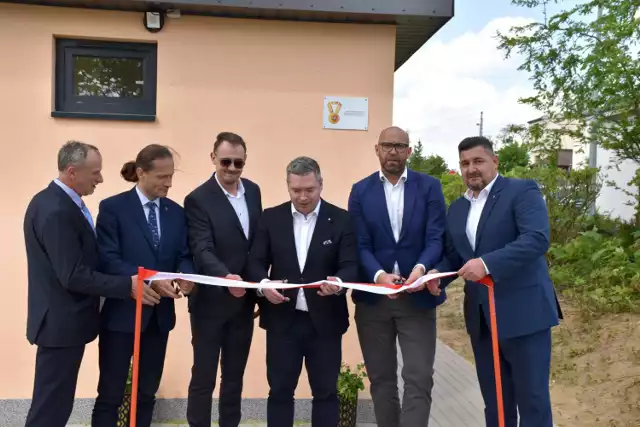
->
[337, 362, 367, 402]
[548, 229, 640, 313]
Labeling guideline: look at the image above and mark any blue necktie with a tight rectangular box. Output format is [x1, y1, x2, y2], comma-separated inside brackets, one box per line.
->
[80, 201, 95, 232]
[147, 202, 160, 249]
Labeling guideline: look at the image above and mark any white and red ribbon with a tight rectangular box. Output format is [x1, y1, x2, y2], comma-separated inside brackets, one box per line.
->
[141, 269, 458, 295]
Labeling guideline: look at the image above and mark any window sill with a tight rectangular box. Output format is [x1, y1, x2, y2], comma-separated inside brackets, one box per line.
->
[51, 111, 156, 122]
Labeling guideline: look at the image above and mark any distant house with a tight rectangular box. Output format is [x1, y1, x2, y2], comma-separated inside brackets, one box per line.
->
[0, 0, 454, 425]
[527, 116, 637, 222]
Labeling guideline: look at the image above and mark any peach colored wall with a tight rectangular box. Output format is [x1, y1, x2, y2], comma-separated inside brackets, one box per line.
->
[0, 3, 395, 400]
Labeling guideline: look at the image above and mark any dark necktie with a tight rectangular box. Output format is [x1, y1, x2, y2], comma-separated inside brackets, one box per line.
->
[147, 201, 160, 248]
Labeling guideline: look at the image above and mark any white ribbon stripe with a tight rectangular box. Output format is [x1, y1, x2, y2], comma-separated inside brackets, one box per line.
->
[146, 271, 458, 295]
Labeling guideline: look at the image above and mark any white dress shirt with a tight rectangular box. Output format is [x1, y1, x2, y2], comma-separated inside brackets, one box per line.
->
[136, 186, 161, 238]
[291, 201, 321, 311]
[373, 169, 425, 283]
[463, 174, 499, 273]
[215, 173, 250, 239]
[257, 200, 343, 304]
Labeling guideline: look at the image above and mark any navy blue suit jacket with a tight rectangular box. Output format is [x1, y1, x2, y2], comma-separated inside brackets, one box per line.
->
[96, 187, 195, 333]
[347, 170, 447, 308]
[436, 176, 562, 340]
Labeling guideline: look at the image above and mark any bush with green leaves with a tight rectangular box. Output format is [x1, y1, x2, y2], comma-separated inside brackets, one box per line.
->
[548, 228, 640, 313]
[337, 362, 367, 402]
[439, 172, 467, 207]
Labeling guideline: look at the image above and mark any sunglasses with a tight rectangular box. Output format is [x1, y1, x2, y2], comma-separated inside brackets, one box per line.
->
[219, 158, 245, 169]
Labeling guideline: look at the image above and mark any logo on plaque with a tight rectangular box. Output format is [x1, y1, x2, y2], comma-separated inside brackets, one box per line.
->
[327, 101, 342, 124]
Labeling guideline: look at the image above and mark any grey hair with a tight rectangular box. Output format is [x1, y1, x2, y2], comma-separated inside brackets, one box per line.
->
[57, 140, 100, 171]
[286, 156, 322, 183]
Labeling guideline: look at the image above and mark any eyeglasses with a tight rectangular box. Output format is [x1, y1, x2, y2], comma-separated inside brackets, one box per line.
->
[220, 158, 245, 169]
[379, 142, 410, 153]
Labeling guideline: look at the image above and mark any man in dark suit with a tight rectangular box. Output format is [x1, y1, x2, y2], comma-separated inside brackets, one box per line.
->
[347, 126, 447, 427]
[247, 156, 359, 427]
[184, 132, 262, 427]
[23, 141, 148, 427]
[428, 136, 562, 427]
[91, 144, 195, 427]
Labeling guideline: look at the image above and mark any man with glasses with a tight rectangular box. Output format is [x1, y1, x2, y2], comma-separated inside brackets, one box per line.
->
[183, 132, 263, 427]
[347, 126, 447, 427]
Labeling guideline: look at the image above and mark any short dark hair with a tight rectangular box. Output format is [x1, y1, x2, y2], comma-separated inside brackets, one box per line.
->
[57, 140, 99, 171]
[214, 132, 246, 154]
[120, 144, 175, 182]
[458, 136, 495, 155]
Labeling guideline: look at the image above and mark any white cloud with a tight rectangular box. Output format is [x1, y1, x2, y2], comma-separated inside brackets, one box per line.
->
[393, 16, 541, 170]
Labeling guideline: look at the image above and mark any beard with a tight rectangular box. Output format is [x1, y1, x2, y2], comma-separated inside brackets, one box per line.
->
[383, 159, 405, 175]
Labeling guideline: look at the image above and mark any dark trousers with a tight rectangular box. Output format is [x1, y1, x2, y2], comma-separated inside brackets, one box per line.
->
[266, 311, 342, 427]
[187, 308, 254, 427]
[91, 315, 169, 427]
[25, 344, 85, 427]
[355, 295, 437, 427]
[471, 310, 553, 427]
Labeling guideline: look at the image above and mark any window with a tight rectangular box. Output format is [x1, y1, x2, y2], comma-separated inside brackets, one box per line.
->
[53, 38, 157, 121]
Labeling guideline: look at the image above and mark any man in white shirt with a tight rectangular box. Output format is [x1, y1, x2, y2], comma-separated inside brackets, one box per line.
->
[428, 136, 562, 427]
[247, 156, 359, 427]
[347, 126, 447, 427]
[183, 132, 263, 427]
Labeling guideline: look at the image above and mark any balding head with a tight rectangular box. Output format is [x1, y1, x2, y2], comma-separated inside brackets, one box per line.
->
[375, 126, 412, 180]
[378, 126, 409, 144]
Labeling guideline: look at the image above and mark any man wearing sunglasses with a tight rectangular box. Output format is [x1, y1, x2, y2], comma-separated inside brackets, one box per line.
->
[183, 132, 263, 427]
[347, 126, 447, 427]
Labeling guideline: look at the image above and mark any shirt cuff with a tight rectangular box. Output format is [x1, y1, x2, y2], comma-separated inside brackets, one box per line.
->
[413, 264, 426, 274]
[332, 277, 345, 294]
[479, 258, 490, 275]
[257, 278, 270, 297]
[373, 269, 385, 284]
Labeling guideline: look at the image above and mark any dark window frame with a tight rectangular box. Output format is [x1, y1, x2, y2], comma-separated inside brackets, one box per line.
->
[53, 38, 158, 122]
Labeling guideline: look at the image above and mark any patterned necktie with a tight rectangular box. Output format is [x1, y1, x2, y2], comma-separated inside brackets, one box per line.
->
[80, 201, 95, 232]
[147, 201, 160, 248]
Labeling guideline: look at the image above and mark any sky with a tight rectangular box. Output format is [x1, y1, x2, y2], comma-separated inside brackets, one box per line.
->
[392, 0, 554, 170]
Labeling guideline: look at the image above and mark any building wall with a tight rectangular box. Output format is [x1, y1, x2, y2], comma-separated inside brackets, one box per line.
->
[0, 2, 395, 402]
[594, 146, 637, 221]
[529, 118, 637, 222]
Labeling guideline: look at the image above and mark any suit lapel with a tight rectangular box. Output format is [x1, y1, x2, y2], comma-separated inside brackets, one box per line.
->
[282, 203, 301, 274]
[129, 189, 157, 252]
[454, 199, 475, 257]
[371, 178, 396, 243]
[474, 175, 505, 252]
[303, 201, 332, 275]
[49, 182, 97, 240]
[244, 180, 260, 242]
[399, 175, 416, 242]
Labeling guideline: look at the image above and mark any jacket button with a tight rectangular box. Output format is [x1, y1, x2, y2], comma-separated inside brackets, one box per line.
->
[300, 277, 304, 282]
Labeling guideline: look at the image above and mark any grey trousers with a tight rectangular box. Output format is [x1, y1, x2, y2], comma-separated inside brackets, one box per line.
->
[355, 295, 437, 427]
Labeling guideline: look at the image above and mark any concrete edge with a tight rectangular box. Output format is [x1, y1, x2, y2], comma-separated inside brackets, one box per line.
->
[0, 398, 376, 426]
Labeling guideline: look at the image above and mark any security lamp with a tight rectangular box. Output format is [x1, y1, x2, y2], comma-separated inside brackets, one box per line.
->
[143, 11, 165, 33]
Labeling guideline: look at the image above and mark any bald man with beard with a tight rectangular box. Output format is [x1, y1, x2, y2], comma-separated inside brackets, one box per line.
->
[347, 127, 447, 427]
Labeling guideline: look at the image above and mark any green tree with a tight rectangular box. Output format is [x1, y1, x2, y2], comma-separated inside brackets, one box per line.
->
[497, 142, 530, 174]
[498, 0, 640, 224]
[407, 140, 449, 176]
[422, 154, 449, 177]
[407, 139, 427, 171]
[497, 0, 640, 165]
